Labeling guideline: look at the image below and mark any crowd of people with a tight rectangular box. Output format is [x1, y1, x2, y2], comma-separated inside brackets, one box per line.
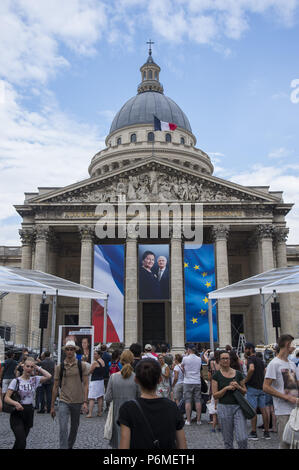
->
[0, 334, 298, 449]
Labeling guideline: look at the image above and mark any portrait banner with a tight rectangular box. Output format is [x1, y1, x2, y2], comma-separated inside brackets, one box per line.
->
[58, 325, 94, 364]
[92, 245, 124, 343]
[138, 244, 170, 300]
[184, 244, 218, 342]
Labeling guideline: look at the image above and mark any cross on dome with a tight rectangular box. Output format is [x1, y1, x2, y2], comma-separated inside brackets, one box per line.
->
[146, 39, 154, 56]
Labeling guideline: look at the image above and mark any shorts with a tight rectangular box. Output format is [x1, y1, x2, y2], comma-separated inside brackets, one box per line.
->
[265, 394, 273, 407]
[246, 386, 266, 410]
[174, 383, 184, 402]
[183, 383, 201, 403]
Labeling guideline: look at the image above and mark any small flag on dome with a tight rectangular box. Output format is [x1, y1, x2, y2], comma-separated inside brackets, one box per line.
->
[154, 115, 177, 131]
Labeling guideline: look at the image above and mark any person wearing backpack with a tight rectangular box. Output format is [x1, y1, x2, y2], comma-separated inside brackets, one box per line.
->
[109, 350, 122, 376]
[50, 340, 89, 449]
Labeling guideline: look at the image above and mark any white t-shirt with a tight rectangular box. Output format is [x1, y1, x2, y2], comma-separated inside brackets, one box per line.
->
[142, 352, 158, 361]
[265, 357, 299, 416]
[8, 376, 43, 405]
[182, 354, 202, 384]
[173, 364, 184, 385]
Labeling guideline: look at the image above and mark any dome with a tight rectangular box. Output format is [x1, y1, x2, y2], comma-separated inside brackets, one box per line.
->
[109, 92, 192, 134]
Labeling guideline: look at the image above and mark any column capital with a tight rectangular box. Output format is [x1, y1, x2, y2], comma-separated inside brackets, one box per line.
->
[19, 228, 35, 246]
[273, 226, 289, 243]
[211, 224, 229, 242]
[255, 224, 274, 240]
[78, 225, 95, 242]
[35, 225, 52, 242]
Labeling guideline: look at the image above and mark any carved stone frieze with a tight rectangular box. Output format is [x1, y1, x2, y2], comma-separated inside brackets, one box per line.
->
[46, 165, 267, 205]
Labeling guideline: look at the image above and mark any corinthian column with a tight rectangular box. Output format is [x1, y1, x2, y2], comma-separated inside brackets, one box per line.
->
[247, 232, 262, 343]
[79, 225, 94, 325]
[28, 225, 51, 348]
[171, 236, 185, 352]
[212, 225, 231, 347]
[124, 238, 138, 347]
[16, 228, 35, 345]
[256, 224, 275, 344]
[273, 227, 293, 334]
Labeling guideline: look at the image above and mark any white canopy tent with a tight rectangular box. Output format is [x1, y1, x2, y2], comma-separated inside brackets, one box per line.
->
[207, 265, 299, 349]
[0, 266, 108, 351]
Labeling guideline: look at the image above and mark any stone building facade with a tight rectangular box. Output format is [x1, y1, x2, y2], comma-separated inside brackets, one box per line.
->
[1, 52, 299, 350]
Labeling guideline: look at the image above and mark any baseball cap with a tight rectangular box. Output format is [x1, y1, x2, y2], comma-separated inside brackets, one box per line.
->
[144, 344, 152, 351]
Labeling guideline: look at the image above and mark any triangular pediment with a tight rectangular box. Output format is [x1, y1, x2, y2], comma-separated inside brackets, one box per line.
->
[22, 157, 281, 205]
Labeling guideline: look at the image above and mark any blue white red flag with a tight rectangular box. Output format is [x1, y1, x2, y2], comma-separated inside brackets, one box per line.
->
[92, 245, 124, 343]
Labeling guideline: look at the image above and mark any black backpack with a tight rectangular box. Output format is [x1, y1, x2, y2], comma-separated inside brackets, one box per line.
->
[59, 359, 83, 388]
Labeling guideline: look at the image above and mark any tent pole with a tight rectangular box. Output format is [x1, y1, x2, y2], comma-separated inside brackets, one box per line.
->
[260, 289, 269, 345]
[50, 290, 58, 355]
[103, 296, 109, 345]
[208, 298, 214, 351]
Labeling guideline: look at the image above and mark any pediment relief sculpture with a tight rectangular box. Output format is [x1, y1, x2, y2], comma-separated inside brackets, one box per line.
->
[39, 167, 272, 205]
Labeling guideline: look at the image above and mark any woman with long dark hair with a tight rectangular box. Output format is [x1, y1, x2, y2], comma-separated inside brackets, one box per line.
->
[212, 350, 248, 449]
[118, 358, 187, 449]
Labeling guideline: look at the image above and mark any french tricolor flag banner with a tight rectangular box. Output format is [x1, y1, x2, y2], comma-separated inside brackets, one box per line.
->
[92, 245, 124, 343]
[154, 115, 177, 131]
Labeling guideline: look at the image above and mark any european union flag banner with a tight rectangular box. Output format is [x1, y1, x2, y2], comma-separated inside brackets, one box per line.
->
[184, 244, 218, 342]
[92, 245, 124, 343]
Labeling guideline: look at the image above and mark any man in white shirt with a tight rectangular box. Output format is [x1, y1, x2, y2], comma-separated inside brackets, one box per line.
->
[181, 344, 202, 426]
[263, 334, 299, 449]
[142, 344, 158, 361]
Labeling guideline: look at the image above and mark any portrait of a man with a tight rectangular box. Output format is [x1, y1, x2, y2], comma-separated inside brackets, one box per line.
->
[154, 255, 170, 299]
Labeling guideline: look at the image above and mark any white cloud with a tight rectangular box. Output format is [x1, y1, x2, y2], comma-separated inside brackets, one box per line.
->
[225, 163, 299, 244]
[0, 0, 107, 85]
[268, 147, 293, 159]
[0, 80, 104, 245]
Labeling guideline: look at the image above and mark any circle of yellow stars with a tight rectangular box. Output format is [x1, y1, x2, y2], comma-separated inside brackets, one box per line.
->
[184, 261, 213, 326]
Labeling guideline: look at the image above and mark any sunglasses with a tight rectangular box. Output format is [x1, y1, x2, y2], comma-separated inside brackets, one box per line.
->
[65, 348, 75, 351]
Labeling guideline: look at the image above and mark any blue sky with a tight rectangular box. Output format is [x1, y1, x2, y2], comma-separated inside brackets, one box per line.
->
[0, 0, 299, 245]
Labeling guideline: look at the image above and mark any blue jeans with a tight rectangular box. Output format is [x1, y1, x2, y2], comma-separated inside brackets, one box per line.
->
[58, 401, 82, 449]
[246, 386, 266, 409]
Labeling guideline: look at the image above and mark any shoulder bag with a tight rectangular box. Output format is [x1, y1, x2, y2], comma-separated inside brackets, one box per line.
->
[232, 389, 256, 419]
[132, 399, 160, 449]
[104, 374, 114, 440]
[2, 379, 21, 414]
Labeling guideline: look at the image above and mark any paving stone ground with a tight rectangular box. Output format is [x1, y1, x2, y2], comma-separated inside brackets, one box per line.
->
[0, 406, 279, 450]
